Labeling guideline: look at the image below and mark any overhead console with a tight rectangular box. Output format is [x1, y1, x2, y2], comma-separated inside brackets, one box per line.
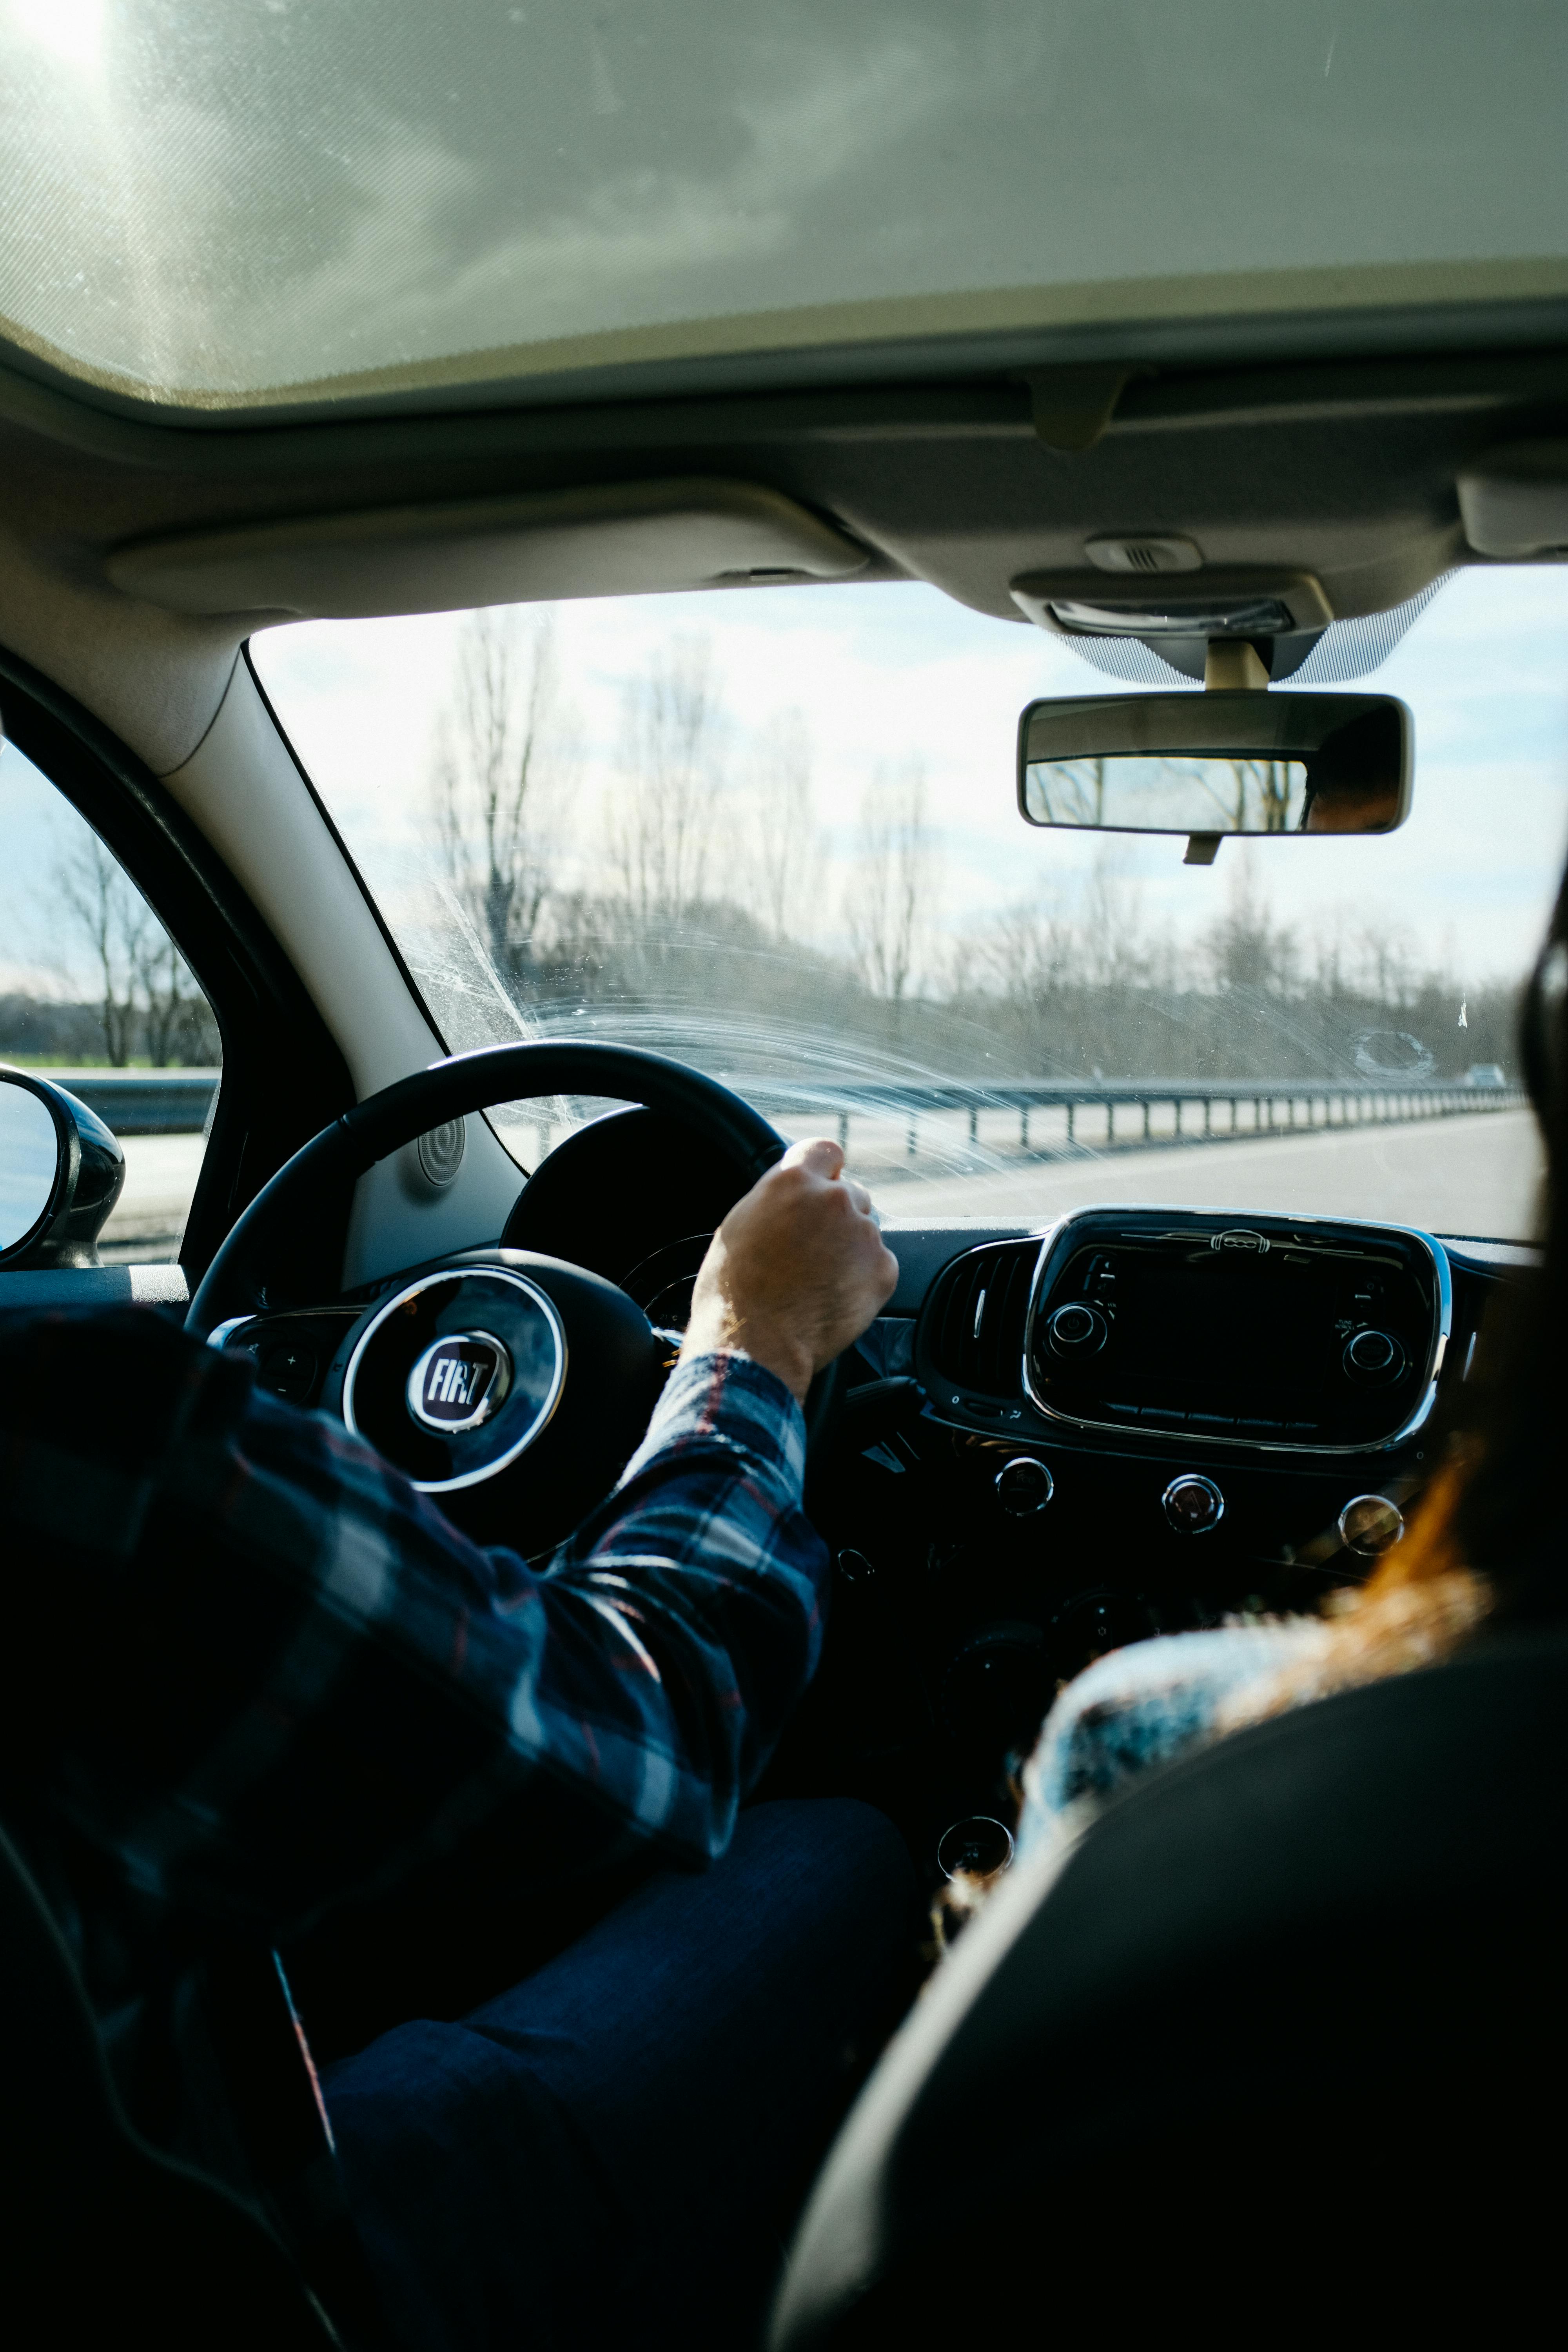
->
[917, 1205, 1450, 1458]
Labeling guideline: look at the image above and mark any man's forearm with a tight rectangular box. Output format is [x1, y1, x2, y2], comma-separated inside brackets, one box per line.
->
[533, 1350, 828, 1849]
[0, 1311, 828, 1940]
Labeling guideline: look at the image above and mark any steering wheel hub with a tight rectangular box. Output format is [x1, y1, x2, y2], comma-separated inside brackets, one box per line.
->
[342, 1265, 567, 1490]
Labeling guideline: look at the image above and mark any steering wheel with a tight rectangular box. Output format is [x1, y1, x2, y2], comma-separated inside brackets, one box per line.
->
[186, 1043, 832, 1548]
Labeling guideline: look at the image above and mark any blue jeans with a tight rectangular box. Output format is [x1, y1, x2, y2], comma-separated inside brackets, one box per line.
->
[323, 1799, 917, 2352]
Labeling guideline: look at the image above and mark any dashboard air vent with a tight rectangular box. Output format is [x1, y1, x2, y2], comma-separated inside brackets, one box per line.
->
[926, 1240, 1042, 1397]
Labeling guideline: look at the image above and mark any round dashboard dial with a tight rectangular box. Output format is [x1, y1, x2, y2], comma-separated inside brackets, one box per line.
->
[1339, 1493, 1405, 1555]
[1343, 1327, 1405, 1384]
[995, 1455, 1054, 1515]
[1162, 1473, 1225, 1534]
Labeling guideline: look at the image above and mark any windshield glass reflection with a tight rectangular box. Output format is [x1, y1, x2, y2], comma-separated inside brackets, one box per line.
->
[253, 570, 1568, 1242]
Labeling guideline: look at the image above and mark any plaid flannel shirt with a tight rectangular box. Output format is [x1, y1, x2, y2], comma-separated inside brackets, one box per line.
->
[0, 1307, 828, 1952]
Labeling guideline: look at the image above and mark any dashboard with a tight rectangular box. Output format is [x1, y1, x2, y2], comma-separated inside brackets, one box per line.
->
[763, 1203, 1518, 1842]
[212, 1114, 1529, 1860]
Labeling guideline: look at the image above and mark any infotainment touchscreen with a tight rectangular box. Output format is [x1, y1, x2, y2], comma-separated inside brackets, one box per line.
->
[1028, 1213, 1441, 1449]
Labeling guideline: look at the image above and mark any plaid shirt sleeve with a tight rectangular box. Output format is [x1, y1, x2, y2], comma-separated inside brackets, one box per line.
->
[0, 1307, 828, 1940]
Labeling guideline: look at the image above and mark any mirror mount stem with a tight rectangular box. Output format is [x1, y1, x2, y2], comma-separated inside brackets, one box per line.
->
[1205, 639, 1270, 692]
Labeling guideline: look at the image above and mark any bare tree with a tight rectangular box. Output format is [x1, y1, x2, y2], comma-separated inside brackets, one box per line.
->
[964, 897, 1075, 1002]
[1225, 757, 1294, 832]
[1078, 852, 1154, 992]
[1024, 756, 1107, 827]
[748, 704, 822, 941]
[609, 634, 724, 927]
[53, 834, 146, 1065]
[135, 929, 210, 1065]
[435, 608, 571, 981]
[846, 759, 933, 1006]
[1205, 852, 1298, 996]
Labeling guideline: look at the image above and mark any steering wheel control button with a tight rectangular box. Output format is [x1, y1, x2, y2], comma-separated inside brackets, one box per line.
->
[936, 1816, 1014, 1882]
[260, 1339, 318, 1406]
[407, 1331, 512, 1434]
[995, 1456, 1054, 1516]
[1343, 1327, 1405, 1384]
[342, 1265, 567, 1493]
[1162, 1473, 1225, 1535]
[1047, 1301, 1108, 1355]
[1339, 1494, 1405, 1557]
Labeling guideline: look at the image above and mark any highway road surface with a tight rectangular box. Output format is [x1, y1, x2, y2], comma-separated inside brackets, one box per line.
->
[869, 1107, 1543, 1242]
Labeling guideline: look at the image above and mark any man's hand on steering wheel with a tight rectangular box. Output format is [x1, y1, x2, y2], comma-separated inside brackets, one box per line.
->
[185, 1044, 892, 1541]
[681, 1138, 898, 1403]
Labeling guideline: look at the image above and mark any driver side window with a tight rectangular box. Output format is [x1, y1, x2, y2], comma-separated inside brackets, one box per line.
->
[0, 733, 220, 1265]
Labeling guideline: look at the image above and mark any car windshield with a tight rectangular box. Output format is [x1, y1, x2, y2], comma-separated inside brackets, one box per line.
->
[252, 567, 1568, 1241]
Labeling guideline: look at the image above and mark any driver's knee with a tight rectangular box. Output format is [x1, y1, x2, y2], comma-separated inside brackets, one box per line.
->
[324, 1797, 916, 2351]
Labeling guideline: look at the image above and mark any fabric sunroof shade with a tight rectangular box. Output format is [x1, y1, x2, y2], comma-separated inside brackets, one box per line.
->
[3, 0, 1566, 419]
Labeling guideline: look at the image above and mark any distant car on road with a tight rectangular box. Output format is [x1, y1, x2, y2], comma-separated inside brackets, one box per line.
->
[1464, 1063, 1508, 1088]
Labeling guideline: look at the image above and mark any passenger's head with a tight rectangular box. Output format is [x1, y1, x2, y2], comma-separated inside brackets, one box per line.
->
[1298, 706, 1403, 834]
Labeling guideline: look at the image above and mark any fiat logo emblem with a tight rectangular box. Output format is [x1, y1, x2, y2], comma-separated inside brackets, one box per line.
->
[407, 1331, 513, 1434]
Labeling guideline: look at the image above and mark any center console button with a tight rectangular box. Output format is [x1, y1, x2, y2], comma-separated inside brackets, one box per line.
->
[1046, 1301, 1107, 1354]
[936, 1816, 1014, 1882]
[1343, 1327, 1404, 1383]
[1162, 1473, 1225, 1534]
[995, 1455, 1054, 1515]
[1338, 1494, 1405, 1556]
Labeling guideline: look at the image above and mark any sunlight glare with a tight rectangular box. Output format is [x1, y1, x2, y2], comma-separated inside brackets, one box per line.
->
[11, 0, 105, 71]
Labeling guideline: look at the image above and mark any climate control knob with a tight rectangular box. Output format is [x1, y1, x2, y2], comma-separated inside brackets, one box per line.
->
[995, 1456, 1054, 1515]
[1046, 1301, 1108, 1354]
[1338, 1494, 1404, 1556]
[1162, 1473, 1225, 1535]
[1343, 1327, 1404, 1384]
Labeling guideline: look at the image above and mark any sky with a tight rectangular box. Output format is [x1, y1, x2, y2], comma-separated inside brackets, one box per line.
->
[250, 562, 1568, 1005]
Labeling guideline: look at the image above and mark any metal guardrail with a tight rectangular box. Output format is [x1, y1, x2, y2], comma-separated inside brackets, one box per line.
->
[31, 1070, 220, 1136]
[27, 1069, 1526, 1156]
[738, 1076, 1530, 1160]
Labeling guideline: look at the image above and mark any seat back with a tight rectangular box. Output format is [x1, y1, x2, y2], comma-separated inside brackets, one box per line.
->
[0, 1822, 338, 2349]
[773, 1633, 1568, 2344]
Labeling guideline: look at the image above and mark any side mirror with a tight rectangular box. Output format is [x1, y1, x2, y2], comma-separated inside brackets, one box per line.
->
[1016, 690, 1413, 854]
[0, 1067, 125, 1271]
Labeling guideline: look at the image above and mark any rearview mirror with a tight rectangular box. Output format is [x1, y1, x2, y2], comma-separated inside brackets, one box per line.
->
[1016, 691, 1412, 846]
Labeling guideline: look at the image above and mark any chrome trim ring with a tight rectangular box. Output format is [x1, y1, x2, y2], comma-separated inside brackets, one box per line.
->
[1163, 1473, 1225, 1534]
[1338, 1494, 1406, 1556]
[995, 1455, 1055, 1515]
[342, 1265, 567, 1492]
